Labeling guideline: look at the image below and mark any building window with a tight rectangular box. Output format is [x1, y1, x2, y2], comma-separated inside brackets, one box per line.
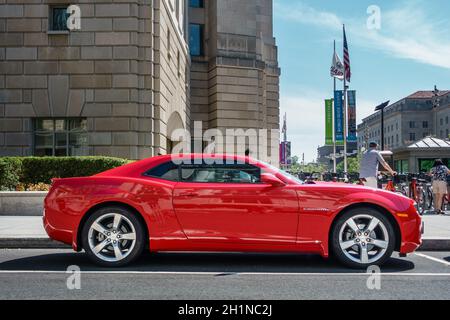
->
[189, 24, 203, 56]
[409, 133, 416, 142]
[395, 160, 409, 174]
[167, 30, 172, 60]
[422, 121, 428, 129]
[440, 118, 444, 126]
[409, 121, 416, 129]
[49, 6, 69, 31]
[34, 119, 88, 156]
[177, 50, 181, 77]
[189, 0, 204, 8]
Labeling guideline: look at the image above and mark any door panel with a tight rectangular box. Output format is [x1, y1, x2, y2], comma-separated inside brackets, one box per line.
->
[173, 182, 299, 244]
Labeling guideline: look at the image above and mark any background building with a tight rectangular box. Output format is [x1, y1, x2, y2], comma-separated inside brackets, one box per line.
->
[188, 0, 280, 162]
[357, 90, 450, 151]
[357, 89, 450, 173]
[393, 137, 450, 173]
[317, 143, 358, 169]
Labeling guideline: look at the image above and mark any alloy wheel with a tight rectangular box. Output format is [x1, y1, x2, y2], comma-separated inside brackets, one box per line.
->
[338, 214, 389, 265]
[88, 213, 137, 263]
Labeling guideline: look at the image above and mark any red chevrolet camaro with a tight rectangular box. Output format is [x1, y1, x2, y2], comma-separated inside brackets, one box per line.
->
[44, 154, 422, 268]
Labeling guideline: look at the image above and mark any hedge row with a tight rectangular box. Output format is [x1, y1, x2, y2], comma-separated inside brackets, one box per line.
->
[0, 157, 130, 190]
[0, 158, 22, 191]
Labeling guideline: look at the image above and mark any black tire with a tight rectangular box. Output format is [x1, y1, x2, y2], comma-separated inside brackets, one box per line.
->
[81, 206, 146, 267]
[331, 207, 396, 269]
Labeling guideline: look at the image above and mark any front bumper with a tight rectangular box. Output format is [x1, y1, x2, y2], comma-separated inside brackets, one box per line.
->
[399, 205, 423, 254]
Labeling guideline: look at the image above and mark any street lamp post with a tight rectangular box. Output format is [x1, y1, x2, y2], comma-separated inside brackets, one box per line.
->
[432, 86, 440, 137]
[375, 101, 390, 151]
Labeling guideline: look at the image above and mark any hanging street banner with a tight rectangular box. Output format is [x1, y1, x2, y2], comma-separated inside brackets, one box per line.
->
[279, 141, 292, 166]
[325, 99, 333, 146]
[334, 90, 344, 145]
[347, 90, 357, 142]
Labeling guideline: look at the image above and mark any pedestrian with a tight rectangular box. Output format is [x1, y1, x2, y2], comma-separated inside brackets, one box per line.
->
[359, 142, 397, 189]
[430, 159, 450, 215]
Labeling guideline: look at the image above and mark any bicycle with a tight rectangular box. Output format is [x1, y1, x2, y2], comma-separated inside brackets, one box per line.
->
[443, 192, 449, 212]
[407, 174, 428, 215]
[393, 174, 409, 197]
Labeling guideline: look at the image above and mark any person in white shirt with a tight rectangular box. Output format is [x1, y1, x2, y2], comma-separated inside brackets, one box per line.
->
[359, 142, 397, 189]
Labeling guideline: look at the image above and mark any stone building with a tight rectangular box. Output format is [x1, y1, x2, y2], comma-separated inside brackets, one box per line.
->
[0, 0, 190, 159]
[317, 143, 358, 168]
[357, 90, 450, 173]
[357, 90, 450, 150]
[0, 0, 281, 161]
[188, 0, 280, 162]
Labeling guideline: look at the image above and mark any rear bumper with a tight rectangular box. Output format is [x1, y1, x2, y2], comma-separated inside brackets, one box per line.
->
[43, 209, 75, 249]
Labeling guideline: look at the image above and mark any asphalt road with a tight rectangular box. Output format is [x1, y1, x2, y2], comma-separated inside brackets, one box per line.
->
[0, 249, 449, 300]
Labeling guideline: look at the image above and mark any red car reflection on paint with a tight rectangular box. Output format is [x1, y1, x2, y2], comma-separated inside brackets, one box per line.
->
[43, 154, 422, 268]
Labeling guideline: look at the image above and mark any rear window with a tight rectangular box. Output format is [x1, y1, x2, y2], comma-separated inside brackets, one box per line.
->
[144, 162, 179, 182]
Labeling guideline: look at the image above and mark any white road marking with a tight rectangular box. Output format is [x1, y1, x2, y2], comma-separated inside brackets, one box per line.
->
[414, 253, 450, 267]
[0, 270, 449, 277]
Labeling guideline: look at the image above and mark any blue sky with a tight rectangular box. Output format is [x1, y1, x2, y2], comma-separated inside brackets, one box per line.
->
[273, 0, 450, 162]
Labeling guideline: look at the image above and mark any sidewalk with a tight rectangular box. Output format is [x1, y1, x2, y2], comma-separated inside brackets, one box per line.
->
[0, 216, 68, 248]
[0, 215, 449, 250]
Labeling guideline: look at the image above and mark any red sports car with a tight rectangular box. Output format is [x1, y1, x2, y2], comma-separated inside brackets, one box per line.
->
[44, 154, 422, 268]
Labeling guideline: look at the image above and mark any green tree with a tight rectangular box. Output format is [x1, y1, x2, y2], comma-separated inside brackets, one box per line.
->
[337, 154, 361, 173]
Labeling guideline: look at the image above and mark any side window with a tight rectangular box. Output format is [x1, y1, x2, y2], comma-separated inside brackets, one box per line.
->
[181, 164, 261, 184]
[145, 162, 179, 182]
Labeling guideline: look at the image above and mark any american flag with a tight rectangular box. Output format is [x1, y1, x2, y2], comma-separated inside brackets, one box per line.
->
[343, 25, 351, 82]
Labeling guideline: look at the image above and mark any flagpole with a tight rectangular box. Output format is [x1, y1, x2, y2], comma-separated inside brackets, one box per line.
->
[332, 40, 337, 174]
[343, 25, 348, 177]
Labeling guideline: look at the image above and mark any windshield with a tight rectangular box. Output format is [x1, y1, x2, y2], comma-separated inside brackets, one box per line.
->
[260, 161, 304, 184]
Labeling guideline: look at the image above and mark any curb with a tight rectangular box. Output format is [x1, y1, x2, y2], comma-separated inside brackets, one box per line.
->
[0, 238, 449, 251]
[419, 239, 450, 251]
[0, 238, 70, 249]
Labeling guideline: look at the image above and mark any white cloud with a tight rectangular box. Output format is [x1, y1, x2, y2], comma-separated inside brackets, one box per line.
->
[275, 0, 450, 69]
[274, 1, 342, 30]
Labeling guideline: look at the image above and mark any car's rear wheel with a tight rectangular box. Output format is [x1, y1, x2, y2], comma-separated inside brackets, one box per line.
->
[331, 208, 396, 269]
[81, 207, 145, 267]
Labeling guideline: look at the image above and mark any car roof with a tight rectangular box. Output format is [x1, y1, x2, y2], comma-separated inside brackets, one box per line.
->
[96, 154, 261, 178]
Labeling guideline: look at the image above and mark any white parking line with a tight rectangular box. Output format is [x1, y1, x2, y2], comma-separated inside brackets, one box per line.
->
[414, 253, 450, 267]
[0, 270, 450, 276]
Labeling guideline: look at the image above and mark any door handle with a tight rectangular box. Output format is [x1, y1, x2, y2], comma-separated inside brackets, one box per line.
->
[180, 192, 197, 197]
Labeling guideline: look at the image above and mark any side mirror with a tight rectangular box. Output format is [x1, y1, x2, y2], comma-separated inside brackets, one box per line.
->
[261, 173, 285, 187]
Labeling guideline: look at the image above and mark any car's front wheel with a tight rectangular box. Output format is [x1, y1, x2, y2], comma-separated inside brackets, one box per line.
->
[81, 207, 146, 267]
[331, 208, 396, 269]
